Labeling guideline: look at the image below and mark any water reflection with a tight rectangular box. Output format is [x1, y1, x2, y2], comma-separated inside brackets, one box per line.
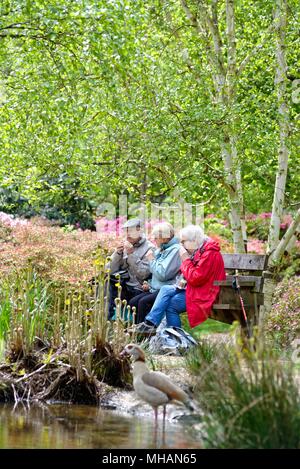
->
[0, 403, 201, 449]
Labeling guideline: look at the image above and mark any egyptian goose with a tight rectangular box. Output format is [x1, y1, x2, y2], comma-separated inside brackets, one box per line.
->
[120, 343, 194, 426]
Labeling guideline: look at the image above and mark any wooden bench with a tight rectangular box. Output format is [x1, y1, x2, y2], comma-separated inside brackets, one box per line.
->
[210, 254, 269, 332]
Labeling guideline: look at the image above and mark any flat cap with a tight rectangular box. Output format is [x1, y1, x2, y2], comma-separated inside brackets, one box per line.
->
[122, 218, 143, 229]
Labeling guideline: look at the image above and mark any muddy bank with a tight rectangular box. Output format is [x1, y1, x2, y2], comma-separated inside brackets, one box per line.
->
[0, 344, 199, 424]
[0, 341, 131, 406]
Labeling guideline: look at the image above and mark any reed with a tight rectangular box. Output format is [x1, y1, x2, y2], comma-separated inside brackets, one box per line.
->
[186, 330, 300, 448]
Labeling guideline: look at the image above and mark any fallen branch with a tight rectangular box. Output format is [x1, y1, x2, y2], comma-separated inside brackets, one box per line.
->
[11, 383, 19, 403]
[15, 353, 61, 383]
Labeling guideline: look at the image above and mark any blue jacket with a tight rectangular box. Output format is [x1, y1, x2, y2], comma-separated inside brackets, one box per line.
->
[149, 237, 181, 292]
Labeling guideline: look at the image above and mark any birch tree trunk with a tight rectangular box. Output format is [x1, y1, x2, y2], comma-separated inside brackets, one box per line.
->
[221, 136, 245, 252]
[226, 1, 247, 251]
[285, 229, 300, 253]
[261, 0, 293, 323]
[269, 208, 300, 265]
[180, 0, 245, 252]
[267, 0, 290, 255]
[235, 159, 248, 251]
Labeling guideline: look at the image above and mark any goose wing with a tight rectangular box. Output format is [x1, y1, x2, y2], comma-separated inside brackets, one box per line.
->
[141, 371, 188, 402]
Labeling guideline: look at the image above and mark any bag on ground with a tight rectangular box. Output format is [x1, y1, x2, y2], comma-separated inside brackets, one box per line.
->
[148, 326, 197, 356]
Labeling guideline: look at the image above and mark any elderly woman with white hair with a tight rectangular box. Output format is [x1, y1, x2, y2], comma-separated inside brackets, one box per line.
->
[135, 224, 226, 334]
[129, 221, 182, 323]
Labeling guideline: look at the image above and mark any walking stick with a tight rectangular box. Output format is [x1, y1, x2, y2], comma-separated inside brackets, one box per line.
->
[232, 270, 252, 339]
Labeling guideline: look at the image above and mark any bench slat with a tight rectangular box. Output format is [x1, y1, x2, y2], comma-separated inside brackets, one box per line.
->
[212, 304, 240, 310]
[214, 275, 263, 292]
[222, 253, 267, 271]
[214, 280, 256, 287]
[216, 290, 264, 306]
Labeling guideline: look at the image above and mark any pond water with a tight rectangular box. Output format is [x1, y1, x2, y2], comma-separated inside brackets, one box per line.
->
[0, 403, 202, 449]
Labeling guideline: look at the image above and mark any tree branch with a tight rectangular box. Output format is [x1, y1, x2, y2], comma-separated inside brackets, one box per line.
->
[237, 21, 274, 77]
[180, 0, 226, 95]
[269, 208, 300, 265]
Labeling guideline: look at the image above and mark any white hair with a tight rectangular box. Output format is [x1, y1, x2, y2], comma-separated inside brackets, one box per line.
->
[179, 225, 206, 247]
[151, 222, 174, 240]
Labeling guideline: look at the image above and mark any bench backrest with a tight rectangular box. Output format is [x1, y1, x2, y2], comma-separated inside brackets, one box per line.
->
[223, 253, 268, 272]
[211, 253, 268, 327]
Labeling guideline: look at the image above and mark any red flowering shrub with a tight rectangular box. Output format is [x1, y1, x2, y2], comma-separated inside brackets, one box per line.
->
[208, 233, 234, 253]
[0, 214, 120, 284]
[247, 238, 266, 254]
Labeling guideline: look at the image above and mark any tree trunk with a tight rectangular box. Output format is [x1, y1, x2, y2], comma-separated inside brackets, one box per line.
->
[224, 0, 246, 252]
[260, 1, 292, 322]
[221, 136, 245, 252]
[267, 0, 290, 255]
[259, 275, 277, 326]
[269, 208, 300, 265]
[180, 0, 245, 252]
[230, 133, 247, 251]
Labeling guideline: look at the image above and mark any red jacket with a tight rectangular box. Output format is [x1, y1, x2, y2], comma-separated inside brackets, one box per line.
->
[180, 238, 226, 328]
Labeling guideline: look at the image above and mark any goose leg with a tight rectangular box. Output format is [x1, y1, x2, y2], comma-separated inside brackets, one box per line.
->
[154, 407, 158, 427]
[152, 407, 158, 447]
[162, 405, 166, 432]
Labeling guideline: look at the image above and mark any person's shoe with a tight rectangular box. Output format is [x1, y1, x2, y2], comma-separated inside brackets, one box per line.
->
[135, 321, 157, 336]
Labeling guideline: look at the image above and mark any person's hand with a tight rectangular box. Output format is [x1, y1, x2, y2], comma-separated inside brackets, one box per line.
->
[142, 281, 150, 292]
[124, 240, 134, 255]
[116, 241, 124, 254]
[178, 279, 187, 289]
[145, 249, 155, 261]
[179, 245, 190, 261]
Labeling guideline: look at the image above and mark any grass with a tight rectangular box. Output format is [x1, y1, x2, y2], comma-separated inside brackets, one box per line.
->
[0, 267, 52, 358]
[181, 315, 232, 339]
[186, 333, 300, 448]
[0, 259, 134, 390]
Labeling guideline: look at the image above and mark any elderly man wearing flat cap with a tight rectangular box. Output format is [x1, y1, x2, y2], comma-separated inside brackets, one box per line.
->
[108, 218, 154, 319]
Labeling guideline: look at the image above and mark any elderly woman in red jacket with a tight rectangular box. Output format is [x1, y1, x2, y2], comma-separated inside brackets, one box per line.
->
[135, 224, 226, 333]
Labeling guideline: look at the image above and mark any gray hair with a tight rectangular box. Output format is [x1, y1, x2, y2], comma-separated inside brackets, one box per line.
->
[179, 225, 206, 247]
[151, 222, 174, 240]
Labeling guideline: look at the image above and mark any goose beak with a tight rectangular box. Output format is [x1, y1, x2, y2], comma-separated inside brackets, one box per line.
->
[120, 348, 129, 358]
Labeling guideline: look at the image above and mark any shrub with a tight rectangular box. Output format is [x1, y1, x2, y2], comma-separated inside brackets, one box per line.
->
[0, 213, 120, 284]
[246, 215, 270, 241]
[247, 238, 266, 254]
[273, 248, 300, 280]
[264, 276, 300, 349]
[204, 217, 232, 241]
[187, 337, 300, 448]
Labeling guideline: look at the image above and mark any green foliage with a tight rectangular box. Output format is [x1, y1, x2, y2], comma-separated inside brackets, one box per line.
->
[187, 337, 300, 448]
[182, 315, 232, 338]
[0, 186, 36, 218]
[185, 338, 219, 374]
[274, 249, 300, 280]
[0, 0, 298, 217]
[0, 267, 51, 357]
[246, 216, 270, 241]
[204, 217, 232, 241]
[0, 253, 133, 385]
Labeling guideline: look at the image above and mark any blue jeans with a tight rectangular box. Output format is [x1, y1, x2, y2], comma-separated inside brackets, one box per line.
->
[145, 285, 186, 328]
